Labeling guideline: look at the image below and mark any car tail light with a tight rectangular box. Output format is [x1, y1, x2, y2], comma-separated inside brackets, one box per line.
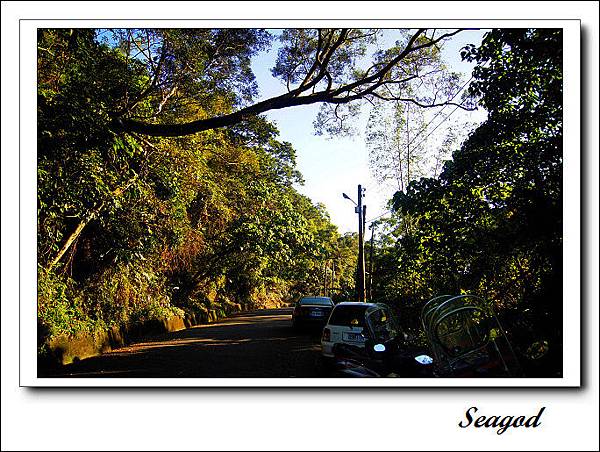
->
[322, 328, 331, 342]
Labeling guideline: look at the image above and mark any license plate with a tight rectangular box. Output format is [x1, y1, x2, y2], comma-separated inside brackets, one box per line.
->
[309, 310, 324, 317]
[343, 332, 364, 342]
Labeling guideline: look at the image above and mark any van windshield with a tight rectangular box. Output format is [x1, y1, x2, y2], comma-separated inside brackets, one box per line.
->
[328, 305, 370, 327]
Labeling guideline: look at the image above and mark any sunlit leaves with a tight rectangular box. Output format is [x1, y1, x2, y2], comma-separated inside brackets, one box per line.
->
[372, 29, 562, 375]
[37, 28, 349, 346]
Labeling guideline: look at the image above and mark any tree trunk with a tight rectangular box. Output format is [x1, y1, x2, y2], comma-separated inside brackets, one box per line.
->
[47, 202, 104, 271]
[46, 175, 138, 272]
[406, 103, 411, 185]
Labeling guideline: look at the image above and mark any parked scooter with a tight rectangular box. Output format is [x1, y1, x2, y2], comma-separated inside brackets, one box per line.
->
[327, 293, 522, 378]
[328, 337, 435, 378]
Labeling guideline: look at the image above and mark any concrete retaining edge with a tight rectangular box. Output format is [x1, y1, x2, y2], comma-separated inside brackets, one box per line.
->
[40, 306, 237, 368]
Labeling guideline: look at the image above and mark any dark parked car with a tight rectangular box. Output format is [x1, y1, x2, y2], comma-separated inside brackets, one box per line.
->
[292, 296, 334, 328]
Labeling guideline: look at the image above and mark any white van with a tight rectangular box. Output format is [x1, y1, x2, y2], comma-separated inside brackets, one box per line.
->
[321, 302, 384, 357]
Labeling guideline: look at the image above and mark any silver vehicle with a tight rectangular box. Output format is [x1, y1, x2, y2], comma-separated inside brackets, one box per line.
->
[321, 302, 399, 357]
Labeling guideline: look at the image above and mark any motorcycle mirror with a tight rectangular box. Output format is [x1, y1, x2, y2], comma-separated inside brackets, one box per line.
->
[373, 344, 386, 353]
[414, 354, 433, 365]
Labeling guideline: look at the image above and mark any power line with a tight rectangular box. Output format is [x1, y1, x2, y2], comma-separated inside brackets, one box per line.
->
[407, 59, 490, 152]
[366, 209, 392, 224]
[370, 76, 475, 186]
[369, 61, 489, 192]
[405, 72, 476, 150]
[409, 103, 463, 152]
[372, 99, 464, 188]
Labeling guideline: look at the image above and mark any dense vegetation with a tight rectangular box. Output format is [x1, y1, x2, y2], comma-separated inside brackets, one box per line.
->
[38, 28, 563, 376]
[37, 29, 358, 352]
[369, 29, 563, 376]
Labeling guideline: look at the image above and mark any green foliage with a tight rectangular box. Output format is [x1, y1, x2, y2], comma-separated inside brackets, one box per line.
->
[81, 261, 183, 326]
[370, 29, 563, 375]
[37, 28, 347, 351]
[38, 268, 95, 339]
[273, 29, 462, 138]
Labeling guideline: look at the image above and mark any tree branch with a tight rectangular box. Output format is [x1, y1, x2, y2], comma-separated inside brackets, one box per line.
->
[112, 28, 465, 137]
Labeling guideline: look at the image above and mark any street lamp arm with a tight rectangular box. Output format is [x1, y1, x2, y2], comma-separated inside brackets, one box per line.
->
[342, 192, 357, 206]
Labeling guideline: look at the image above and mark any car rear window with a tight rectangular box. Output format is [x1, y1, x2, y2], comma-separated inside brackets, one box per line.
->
[328, 305, 369, 327]
[299, 297, 333, 306]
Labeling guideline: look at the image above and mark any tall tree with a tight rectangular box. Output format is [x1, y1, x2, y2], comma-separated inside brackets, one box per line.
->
[366, 100, 430, 192]
[36, 29, 354, 350]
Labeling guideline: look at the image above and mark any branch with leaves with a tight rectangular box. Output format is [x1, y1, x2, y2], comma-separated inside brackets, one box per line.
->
[109, 28, 470, 137]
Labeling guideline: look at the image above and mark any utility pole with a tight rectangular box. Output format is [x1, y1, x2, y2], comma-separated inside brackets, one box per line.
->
[368, 222, 376, 301]
[322, 260, 328, 297]
[356, 184, 366, 302]
[342, 186, 367, 303]
[330, 260, 335, 297]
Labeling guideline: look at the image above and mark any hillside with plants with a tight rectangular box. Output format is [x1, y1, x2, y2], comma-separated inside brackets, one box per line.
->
[37, 29, 358, 357]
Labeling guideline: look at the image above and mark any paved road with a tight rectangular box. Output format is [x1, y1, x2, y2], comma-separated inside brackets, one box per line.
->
[42, 308, 325, 378]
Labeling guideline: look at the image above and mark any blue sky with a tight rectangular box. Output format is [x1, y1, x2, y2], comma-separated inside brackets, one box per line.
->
[251, 29, 489, 233]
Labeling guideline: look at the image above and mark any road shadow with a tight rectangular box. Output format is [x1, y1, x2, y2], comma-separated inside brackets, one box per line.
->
[41, 308, 324, 379]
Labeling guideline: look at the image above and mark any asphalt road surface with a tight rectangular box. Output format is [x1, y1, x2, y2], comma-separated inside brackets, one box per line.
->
[42, 308, 325, 378]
